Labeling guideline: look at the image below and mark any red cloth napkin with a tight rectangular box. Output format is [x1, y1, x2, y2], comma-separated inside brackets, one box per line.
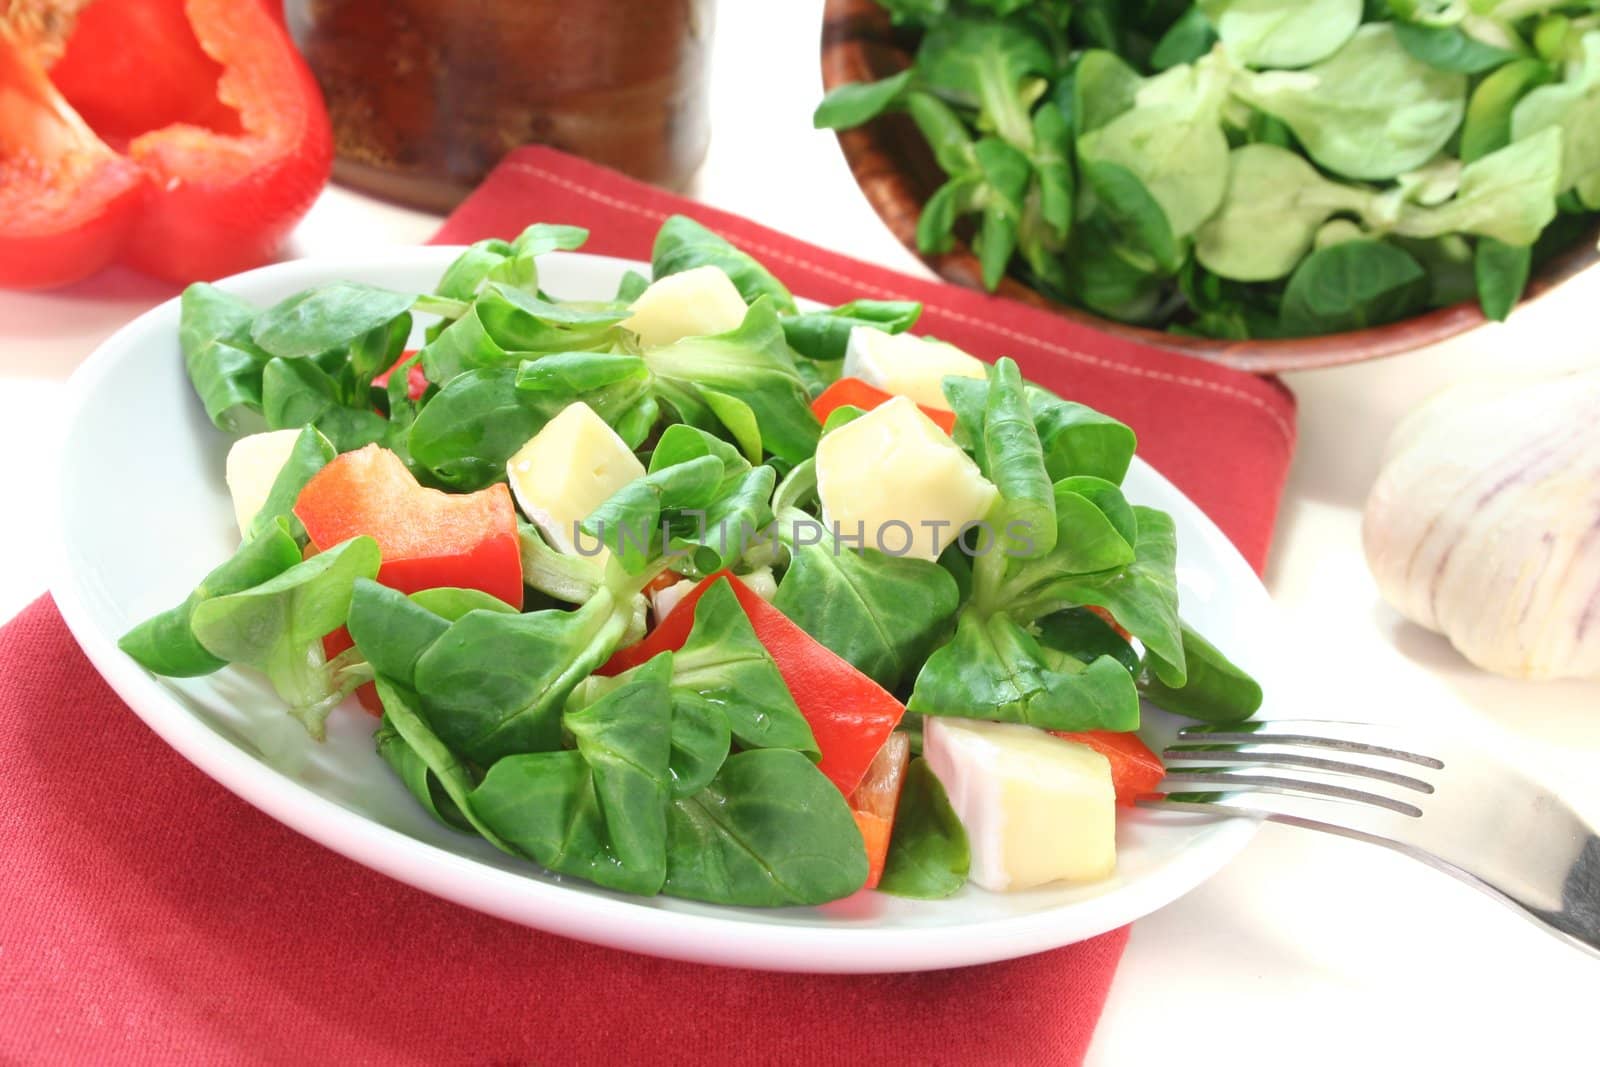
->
[2, 147, 1295, 1066]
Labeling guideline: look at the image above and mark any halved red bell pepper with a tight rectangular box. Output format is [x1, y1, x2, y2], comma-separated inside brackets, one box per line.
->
[811, 377, 958, 434]
[44, 0, 333, 283]
[294, 444, 524, 608]
[602, 570, 906, 796]
[1052, 729, 1165, 807]
[0, 23, 146, 289]
[849, 732, 910, 889]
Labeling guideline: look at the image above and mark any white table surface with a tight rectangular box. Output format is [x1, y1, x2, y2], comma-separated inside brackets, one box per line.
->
[3, 2, 1596, 1062]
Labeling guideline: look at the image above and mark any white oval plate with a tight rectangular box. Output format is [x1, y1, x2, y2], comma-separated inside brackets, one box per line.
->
[52, 248, 1269, 973]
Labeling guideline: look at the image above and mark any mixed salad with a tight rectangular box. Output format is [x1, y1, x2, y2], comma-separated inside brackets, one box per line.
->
[816, 0, 1600, 339]
[121, 218, 1262, 907]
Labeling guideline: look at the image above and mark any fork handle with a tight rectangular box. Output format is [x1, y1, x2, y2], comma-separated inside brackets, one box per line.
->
[1525, 832, 1600, 957]
[1146, 795, 1600, 959]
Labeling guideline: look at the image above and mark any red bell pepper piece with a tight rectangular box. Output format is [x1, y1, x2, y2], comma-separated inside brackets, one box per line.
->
[1052, 730, 1165, 807]
[811, 377, 958, 434]
[849, 732, 910, 889]
[47, 0, 333, 282]
[295, 445, 524, 609]
[1086, 604, 1132, 641]
[0, 24, 147, 289]
[298, 445, 522, 717]
[372, 351, 430, 403]
[601, 573, 743, 671]
[602, 571, 906, 796]
[853, 811, 893, 890]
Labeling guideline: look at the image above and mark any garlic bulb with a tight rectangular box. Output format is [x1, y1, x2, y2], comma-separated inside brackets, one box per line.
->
[1362, 370, 1600, 680]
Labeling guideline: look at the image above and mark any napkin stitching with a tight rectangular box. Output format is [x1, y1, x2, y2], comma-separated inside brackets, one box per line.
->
[505, 160, 1295, 446]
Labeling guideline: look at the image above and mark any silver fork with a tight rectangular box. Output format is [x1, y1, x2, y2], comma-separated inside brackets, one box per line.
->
[1138, 720, 1600, 958]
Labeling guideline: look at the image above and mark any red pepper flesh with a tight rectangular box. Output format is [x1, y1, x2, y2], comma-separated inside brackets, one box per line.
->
[1086, 604, 1132, 641]
[849, 732, 910, 889]
[602, 571, 906, 796]
[811, 377, 959, 434]
[372, 352, 430, 403]
[294, 444, 524, 609]
[0, 25, 146, 289]
[853, 811, 893, 890]
[46, 0, 244, 140]
[297, 445, 522, 716]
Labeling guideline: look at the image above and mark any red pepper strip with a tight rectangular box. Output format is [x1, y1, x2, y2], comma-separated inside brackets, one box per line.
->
[372, 351, 430, 403]
[1086, 604, 1132, 641]
[849, 732, 910, 889]
[811, 377, 958, 434]
[296, 445, 522, 715]
[50, 0, 333, 282]
[0, 24, 146, 289]
[1051, 730, 1165, 807]
[602, 571, 907, 796]
[47, 0, 244, 141]
[295, 445, 524, 609]
[853, 812, 893, 890]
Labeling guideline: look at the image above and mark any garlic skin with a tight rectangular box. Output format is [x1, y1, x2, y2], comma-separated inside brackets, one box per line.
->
[1362, 370, 1600, 680]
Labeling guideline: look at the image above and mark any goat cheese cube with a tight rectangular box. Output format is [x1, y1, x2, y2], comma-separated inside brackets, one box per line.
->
[842, 327, 987, 411]
[225, 429, 304, 537]
[622, 265, 750, 348]
[506, 401, 645, 557]
[923, 717, 1116, 892]
[815, 396, 997, 562]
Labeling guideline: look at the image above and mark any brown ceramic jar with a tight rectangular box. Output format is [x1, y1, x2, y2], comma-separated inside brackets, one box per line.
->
[285, 0, 713, 211]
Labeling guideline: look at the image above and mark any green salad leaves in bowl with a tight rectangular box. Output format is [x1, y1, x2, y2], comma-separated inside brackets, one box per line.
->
[817, 0, 1600, 368]
[109, 217, 1265, 914]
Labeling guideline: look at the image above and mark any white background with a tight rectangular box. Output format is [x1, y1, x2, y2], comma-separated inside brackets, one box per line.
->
[2, 2, 1596, 1062]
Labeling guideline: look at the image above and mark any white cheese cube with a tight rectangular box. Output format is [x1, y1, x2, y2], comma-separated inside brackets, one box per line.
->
[815, 397, 998, 562]
[923, 717, 1116, 892]
[842, 327, 987, 411]
[506, 401, 646, 557]
[622, 265, 750, 348]
[225, 429, 304, 537]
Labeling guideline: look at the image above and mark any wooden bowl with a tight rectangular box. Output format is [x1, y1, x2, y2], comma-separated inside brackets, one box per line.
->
[820, 0, 1600, 373]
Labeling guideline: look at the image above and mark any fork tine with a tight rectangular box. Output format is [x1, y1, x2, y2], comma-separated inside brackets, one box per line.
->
[1163, 745, 1437, 794]
[1177, 720, 1445, 769]
[1138, 788, 1419, 846]
[1157, 767, 1426, 816]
